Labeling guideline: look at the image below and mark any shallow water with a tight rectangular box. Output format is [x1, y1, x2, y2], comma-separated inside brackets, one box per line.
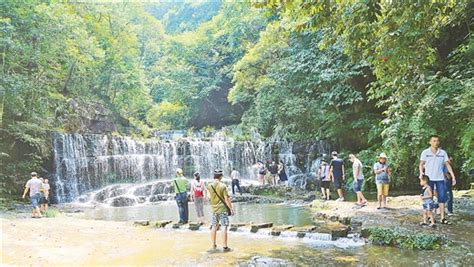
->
[84, 202, 315, 226]
[80, 196, 474, 266]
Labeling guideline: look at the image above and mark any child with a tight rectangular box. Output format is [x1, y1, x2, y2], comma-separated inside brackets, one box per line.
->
[420, 175, 436, 228]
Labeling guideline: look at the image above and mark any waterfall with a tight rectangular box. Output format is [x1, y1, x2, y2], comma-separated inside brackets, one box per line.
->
[51, 133, 330, 203]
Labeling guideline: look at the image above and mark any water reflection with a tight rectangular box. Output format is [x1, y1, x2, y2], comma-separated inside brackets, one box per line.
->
[84, 202, 315, 226]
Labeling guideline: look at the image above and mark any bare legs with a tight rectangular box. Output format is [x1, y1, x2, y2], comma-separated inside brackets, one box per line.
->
[210, 225, 228, 249]
[337, 188, 344, 200]
[356, 192, 367, 205]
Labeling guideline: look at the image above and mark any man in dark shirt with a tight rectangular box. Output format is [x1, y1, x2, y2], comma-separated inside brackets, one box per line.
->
[329, 151, 345, 201]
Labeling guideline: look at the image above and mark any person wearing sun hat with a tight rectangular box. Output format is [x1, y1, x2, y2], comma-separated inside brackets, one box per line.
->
[373, 153, 391, 209]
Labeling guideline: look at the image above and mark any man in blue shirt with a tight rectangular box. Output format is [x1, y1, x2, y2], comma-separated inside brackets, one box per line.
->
[419, 135, 455, 224]
[329, 151, 345, 201]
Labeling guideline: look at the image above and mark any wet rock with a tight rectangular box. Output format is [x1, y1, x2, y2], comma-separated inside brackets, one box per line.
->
[230, 223, 247, 232]
[271, 225, 294, 236]
[110, 197, 136, 207]
[290, 226, 317, 238]
[148, 194, 171, 202]
[133, 185, 152, 196]
[251, 223, 274, 233]
[136, 197, 147, 204]
[172, 223, 188, 229]
[244, 256, 289, 267]
[153, 220, 172, 228]
[134, 220, 149, 226]
[188, 223, 202, 231]
[319, 222, 350, 239]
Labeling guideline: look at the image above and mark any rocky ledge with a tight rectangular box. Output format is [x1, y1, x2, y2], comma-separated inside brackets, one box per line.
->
[310, 190, 474, 249]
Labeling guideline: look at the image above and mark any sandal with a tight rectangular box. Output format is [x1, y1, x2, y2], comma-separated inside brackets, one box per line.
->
[419, 222, 428, 226]
[223, 247, 232, 252]
[428, 224, 436, 228]
[441, 219, 452, 225]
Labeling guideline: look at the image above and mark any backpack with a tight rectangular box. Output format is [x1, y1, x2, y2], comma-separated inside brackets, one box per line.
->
[194, 181, 204, 198]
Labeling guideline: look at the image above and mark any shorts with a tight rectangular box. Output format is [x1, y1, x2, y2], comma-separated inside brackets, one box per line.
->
[30, 193, 41, 208]
[429, 180, 447, 203]
[211, 212, 229, 227]
[333, 176, 343, 189]
[40, 196, 49, 204]
[376, 183, 389, 196]
[353, 179, 363, 192]
[321, 180, 331, 189]
[422, 201, 438, 211]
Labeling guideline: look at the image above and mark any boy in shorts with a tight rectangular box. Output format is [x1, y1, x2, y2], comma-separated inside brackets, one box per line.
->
[420, 175, 436, 228]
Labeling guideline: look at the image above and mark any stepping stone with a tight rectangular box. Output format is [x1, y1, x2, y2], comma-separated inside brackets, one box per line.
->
[133, 220, 150, 226]
[172, 223, 188, 229]
[290, 225, 318, 238]
[230, 223, 247, 232]
[250, 223, 273, 233]
[188, 222, 202, 231]
[271, 225, 294, 236]
[153, 220, 172, 228]
[319, 222, 350, 239]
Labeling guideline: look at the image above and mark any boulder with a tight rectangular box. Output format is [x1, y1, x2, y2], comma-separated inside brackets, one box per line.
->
[110, 197, 136, 207]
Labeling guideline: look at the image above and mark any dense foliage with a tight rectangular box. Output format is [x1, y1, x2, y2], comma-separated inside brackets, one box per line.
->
[1, 1, 472, 197]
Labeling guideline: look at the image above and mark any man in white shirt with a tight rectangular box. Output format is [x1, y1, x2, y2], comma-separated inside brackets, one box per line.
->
[230, 168, 242, 195]
[22, 172, 43, 218]
[419, 135, 456, 224]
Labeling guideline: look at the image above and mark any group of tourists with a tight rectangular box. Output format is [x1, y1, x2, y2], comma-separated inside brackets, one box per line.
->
[317, 151, 386, 207]
[256, 160, 288, 186]
[22, 172, 50, 218]
[172, 168, 234, 252]
[317, 134, 457, 227]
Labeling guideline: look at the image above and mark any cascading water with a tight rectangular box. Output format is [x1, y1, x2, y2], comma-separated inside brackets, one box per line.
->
[51, 133, 330, 203]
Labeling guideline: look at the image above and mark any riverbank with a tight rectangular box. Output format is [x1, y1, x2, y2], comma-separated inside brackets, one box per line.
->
[311, 190, 474, 249]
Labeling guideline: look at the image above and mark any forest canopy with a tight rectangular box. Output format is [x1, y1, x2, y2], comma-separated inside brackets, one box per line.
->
[1, 0, 473, 191]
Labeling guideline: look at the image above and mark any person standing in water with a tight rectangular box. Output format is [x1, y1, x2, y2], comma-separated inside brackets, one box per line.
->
[349, 154, 368, 206]
[22, 172, 42, 218]
[208, 169, 234, 252]
[270, 161, 279, 185]
[257, 162, 266, 185]
[329, 151, 345, 201]
[230, 168, 242, 195]
[173, 168, 190, 224]
[40, 178, 50, 212]
[278, 160, 288, 186]
[190, 171, 206, 224]
[318, 161, 331, 200]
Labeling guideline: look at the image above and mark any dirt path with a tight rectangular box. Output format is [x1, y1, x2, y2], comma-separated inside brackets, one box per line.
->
[1, 215, 302, 265]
